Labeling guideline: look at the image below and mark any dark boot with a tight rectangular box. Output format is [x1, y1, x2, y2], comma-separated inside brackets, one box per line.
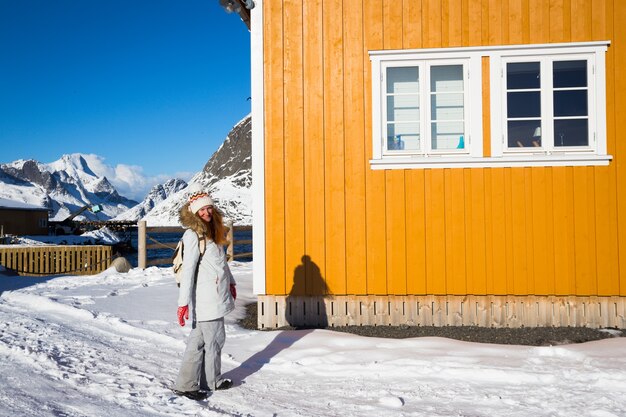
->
[173, 390, 208, 400]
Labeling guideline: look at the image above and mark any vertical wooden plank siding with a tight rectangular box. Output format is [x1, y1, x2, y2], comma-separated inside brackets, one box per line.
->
[549, 0, 566, 43]
[323, 0, 347, 295]
[445, 0, 463, 47]
[264, 0, 624, 299]
[363, 0, 388, 295]
[445, 4, 467, 295]
[531, 168, 556, 294]
[466, 169, 487, 294]
[406, 170, 427, 294]
[552, 167, 576, 294]
[528, 0, 547, 44]
[594, 1, 619, 296]
[264, 0, 286, 294]
[424, 0, 443, 48]
[507, 0, 524, 44]
[481, 58, 491, 157]
[510, 168, 529, 294]
[404, 1, 427, 295]
[425, 170, 447, 294]
[487, 0, 502, 45]
[614, 1, 626, 296]
[571, 0, 591, 41]
[343, 0, 367, 295]
[303, 0, 327, 295]
[283, 0, 306, 295]
[403, 0, 423, 49]
[383, 0, 407, 295]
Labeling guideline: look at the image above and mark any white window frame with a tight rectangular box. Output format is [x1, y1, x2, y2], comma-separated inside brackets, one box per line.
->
[381, 59, 472, 157]
[369, 41, 611, 169]
[371, 49, 483, 168]
[491, 43, 609, 164]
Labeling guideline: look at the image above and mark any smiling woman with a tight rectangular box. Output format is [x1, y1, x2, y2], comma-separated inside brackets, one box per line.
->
[0, 0, 251, 182]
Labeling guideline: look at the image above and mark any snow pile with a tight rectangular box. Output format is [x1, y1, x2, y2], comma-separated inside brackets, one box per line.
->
[80, 227, 122, 245]
[0, 263, 625, 416]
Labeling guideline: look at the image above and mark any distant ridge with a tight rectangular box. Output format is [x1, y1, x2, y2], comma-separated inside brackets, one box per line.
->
[0, 115, 252, 226]
[141, 114, 252, 226]
[0, 155, 137, 221]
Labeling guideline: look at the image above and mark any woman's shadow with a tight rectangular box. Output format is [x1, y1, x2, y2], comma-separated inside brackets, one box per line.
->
[223, 255, 327, 385]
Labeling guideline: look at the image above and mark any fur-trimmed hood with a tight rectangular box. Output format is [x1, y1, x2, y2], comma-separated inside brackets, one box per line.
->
[179, 202, 207, 236]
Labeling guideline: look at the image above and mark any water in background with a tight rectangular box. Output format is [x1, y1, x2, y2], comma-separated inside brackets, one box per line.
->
[124, 229, 252, 267]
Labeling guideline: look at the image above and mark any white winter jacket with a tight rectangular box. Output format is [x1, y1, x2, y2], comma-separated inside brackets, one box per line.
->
[177, 229, 236, 322]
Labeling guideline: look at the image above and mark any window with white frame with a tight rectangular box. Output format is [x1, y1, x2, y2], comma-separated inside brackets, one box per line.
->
[370, 41, 610, 169]
[384, 61, 469, 155]
[500, 55, 595, 154]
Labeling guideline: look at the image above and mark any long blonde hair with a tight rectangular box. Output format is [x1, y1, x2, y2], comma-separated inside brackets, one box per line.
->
[179, 202, 229, 246]
[204, 206, 227, 246]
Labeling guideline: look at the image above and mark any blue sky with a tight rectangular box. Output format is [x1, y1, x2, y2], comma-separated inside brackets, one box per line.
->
[0, 0, 251, 200]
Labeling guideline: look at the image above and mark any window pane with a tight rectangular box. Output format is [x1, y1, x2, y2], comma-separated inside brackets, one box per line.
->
[431, 93, 464, 121]
[554, 60, 587, 88]
[431, 121, 465, 150]
[507, 62, 540, 89]
[554, 90, 588, 117]
[554, 119, 589, 147]
[387, 67, 419, 94]
[387, 123, 420, 150]
[430, 65, 463, 92]
[507, 120, 542, 148]
[507, 91, 541, 118]
[387, 95, 419, 122]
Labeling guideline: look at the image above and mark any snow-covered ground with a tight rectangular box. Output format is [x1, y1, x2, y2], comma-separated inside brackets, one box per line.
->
[1, 263, 625, 417]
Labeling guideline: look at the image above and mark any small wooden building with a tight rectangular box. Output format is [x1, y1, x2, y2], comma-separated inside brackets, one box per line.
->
[248, 0, 626, 329]
[0, 198, 49, 236]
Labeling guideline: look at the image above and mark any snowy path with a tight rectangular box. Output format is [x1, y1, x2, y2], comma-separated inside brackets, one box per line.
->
[1, 264, 625, 417]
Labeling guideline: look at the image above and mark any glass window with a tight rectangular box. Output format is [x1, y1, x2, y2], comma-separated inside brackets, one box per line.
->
[504, 57, 592, 152]
[506, 62, 541, 149]
[507, 62, 540, 89]
[369, 41, 609, 169]
[553, 60, 588, 148]
[430, 65, 465, 150]
[382, 62, 468, 156]
[386, 66, 420, 152]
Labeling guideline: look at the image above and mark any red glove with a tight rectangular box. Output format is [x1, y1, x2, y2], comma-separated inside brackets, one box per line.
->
[177, 305, 189, 327]
[230, 284, 237, 301]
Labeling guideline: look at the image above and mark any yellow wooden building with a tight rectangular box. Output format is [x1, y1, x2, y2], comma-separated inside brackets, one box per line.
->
[247, 0, 626, 328]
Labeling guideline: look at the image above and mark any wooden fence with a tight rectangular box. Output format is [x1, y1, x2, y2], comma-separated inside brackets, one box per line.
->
[0, 245, 113, 276]
[136, 220, 252, 268]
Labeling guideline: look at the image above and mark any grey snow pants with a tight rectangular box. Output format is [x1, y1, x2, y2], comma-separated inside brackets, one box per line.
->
[175, 317, 225, 392]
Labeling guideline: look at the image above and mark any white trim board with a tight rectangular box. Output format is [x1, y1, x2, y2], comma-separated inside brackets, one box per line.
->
[251, 0, 265, 295]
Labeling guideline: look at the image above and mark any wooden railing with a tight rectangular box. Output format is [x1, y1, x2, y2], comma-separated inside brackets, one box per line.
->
[136, 220, 252, 268]
[0, 245, 113, 276]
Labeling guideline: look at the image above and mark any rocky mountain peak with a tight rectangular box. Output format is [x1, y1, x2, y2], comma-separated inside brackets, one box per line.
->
[203, 115, 251, 180]
[140, 114, 252, 226]
[0, 155, 137, 221]
[113, 178, 188, 221]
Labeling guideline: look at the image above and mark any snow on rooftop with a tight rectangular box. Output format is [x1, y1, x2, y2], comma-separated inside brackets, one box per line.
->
[0, 197, 48, 211]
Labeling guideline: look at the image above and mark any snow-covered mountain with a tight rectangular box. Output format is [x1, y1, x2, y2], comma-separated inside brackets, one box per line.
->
[141, 114, 252, 226]
[0, 114, 252, 225]
[0, 155, 138, 221]
[112, 178, 188, 221]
